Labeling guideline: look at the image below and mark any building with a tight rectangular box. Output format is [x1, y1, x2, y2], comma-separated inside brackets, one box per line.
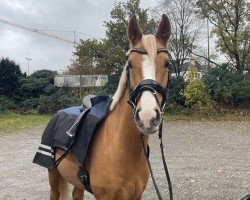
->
[171, 58, 207, 81]
[54, 74, 108, 88]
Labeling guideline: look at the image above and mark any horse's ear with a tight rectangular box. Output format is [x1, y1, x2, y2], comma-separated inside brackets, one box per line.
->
[127, 15, 142, 46]
[156, 14, 171, 46]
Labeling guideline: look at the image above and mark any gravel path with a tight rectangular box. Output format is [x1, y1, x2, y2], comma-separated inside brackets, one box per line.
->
[0, 121, 249, 200]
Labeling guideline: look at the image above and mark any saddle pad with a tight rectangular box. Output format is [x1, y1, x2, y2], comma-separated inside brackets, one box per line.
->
[33, 95, 112, 169]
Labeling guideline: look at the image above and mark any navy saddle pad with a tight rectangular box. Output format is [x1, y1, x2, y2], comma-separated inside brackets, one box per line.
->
[33, 95, 112, 168]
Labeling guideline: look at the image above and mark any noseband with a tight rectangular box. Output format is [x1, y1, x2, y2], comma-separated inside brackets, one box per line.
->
[125, 48, 172, 116]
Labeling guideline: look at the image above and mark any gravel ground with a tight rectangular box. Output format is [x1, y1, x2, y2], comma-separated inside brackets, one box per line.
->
[0, 121, 249, 200]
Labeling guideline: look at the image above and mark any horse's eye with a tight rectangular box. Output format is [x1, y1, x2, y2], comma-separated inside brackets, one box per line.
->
[128, 61, 133, 69]
[164, 61, 171, 69]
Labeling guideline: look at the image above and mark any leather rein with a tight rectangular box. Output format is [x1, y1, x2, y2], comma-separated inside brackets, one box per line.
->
[125, 48, 173, 200]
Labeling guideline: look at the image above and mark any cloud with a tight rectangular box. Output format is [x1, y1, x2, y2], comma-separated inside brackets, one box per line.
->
[0, 0, 156, 74]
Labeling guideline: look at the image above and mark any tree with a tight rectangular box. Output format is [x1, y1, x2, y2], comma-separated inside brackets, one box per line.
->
[31, 69, 57, 83]
[0, 58, 23, 97]
[155, 0, 204, 76]
[69, 39, 106, 75]
[101, 0, 157, 93]
[70, 0, 157, 94]
[197, 0, 250, 72]
[103, 0, 156, 72]
[20, 70, 58, 98]
[69, 0, 156, 77]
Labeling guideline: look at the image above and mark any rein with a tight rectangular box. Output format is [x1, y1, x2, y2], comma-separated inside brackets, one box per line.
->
[126, 48, 173, 200]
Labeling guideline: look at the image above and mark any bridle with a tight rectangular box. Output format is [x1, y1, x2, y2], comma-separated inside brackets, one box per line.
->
[126, 48, 172, 117]
[125, 47, 173, 200]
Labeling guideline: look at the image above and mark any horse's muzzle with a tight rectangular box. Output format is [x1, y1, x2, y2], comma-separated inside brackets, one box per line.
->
[134, 108, 161, 134]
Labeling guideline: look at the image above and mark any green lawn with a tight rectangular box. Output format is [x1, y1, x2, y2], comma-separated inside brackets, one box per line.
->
[0, 112, 52, 133]
[0, 111, 249, 134]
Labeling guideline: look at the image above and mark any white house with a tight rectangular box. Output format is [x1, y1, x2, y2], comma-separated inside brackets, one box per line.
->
[171, 58, 207, 81]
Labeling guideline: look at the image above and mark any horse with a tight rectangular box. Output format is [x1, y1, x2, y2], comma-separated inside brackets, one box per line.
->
[48, 14, 172, 200]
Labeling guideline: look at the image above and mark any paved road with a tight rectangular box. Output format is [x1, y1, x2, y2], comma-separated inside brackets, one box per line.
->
[0, 121, 249, 200]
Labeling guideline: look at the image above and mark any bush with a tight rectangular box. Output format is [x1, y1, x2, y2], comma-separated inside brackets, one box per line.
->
[37, 94, 81, 114]
[202, 63, 249, 105]
[184, 79, 215, 114]
[19, 98, 39, 111]
[20, 70, 58, 99]
[230, 81, 250, 103]
[168, 76, 185, 105]
[0, 96, 17, 111]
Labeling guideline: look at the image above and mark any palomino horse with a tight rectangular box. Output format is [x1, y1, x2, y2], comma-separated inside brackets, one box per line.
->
[49, 14, 172, 200]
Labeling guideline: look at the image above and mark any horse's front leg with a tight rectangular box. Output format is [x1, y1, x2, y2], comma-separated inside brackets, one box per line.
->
[72, 186, 84, 200]
[48, 168, 60, 200]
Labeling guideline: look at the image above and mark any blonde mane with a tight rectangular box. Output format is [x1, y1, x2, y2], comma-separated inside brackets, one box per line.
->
[110, 35, 157, 111]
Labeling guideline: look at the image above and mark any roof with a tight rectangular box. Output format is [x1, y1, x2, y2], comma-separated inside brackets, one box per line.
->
[170, 59, 207, 73]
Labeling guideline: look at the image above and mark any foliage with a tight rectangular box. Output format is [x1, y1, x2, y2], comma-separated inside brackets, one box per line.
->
[230, 81, 250, 103]
[104, 0, 156, 74]
[19, 98, 39, 111]
[184, 71, 215, 114]
[184, 80, 215, 113]
[31, 69, 57, 82]
[196, 0, 250, 71]
[37, 94, 81, 114]
[69, 0, 157, 92]
[20, 70, 58, 99]
[168, 76, 185, 105]
[70, 39, 106, 75]
[202, 63, 250, 104]
[0, 58, 24, 97]
[0, 96, 17, 112]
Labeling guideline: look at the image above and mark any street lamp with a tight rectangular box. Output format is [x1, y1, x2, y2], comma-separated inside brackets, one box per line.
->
[25, 57, 32, 76]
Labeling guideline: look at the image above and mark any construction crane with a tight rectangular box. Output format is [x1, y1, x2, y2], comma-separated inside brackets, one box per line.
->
[0, 18, 76, 44]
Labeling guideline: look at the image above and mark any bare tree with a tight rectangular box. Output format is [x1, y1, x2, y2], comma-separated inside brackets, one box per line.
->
[154, 0, 204, 76]
[197, 0, 250, 72]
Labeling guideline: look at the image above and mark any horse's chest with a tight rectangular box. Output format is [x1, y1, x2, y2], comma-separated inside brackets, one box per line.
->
[92, 178, 147, 199]
[90, 163, 149, 199]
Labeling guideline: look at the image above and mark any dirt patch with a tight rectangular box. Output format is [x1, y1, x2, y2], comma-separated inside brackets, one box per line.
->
[0, 121, 249, 199]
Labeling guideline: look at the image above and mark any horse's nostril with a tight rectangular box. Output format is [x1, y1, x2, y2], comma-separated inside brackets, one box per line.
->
[135, 108, 141, 122]
[154, 109, 161, 122]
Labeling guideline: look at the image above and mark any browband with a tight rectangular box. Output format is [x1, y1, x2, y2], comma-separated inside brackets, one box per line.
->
[129, 48, 171, 55]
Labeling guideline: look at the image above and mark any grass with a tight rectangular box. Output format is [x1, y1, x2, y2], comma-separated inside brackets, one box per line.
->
[0, 111, 52, 133]
[0, 111, 249, 134]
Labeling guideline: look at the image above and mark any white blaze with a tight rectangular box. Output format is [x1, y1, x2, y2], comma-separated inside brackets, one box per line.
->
[138, 55, 157, 128]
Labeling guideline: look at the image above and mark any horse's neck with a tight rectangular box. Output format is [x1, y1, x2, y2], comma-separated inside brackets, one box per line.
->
[109, 91, 149, 157]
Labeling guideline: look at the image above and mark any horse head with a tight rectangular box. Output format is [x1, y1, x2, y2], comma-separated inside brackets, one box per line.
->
[111, 14, 172, 135]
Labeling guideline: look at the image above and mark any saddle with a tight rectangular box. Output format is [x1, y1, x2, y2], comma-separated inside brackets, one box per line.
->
[33, 95, 112, 193]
